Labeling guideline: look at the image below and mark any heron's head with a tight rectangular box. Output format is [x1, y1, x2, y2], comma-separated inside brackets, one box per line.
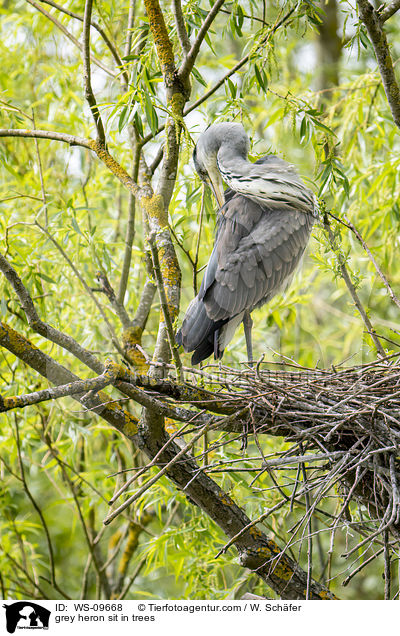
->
[193, 123, 249, 208]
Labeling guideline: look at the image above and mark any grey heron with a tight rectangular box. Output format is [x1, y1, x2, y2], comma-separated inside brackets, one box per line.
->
[176, 122, 317, 365]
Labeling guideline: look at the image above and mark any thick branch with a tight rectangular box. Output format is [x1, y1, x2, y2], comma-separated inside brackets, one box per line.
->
[357, 0, 400, 128]
[116, 367, 237, 414]
[0, 362, 205, 425]
[0, 368, 114, 413]
[143, 0, 182, 368]
[94, 271, 132, 330]
[143, 0, 176, 81]
[121, 250, 156, 371]
[140, 6, 297, 144]
[88, 139, 143, 199]
[131, 276, 156, 333]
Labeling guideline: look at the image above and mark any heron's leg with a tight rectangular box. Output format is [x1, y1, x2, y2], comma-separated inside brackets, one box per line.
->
[243, 311, 253, 366]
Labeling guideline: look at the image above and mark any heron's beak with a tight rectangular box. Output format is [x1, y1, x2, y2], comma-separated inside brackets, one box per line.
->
[207, 172, 225, 209]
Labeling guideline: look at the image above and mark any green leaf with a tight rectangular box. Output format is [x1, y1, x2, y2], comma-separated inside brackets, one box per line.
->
[134, 111, 144, 136]
[237, 4, 244, 29]
[118, 105, 128, 133]
[254, 63, 266, 91]
[191, 66, 207, 87]
[227, 77, 237, 98]
[71, 217, 83, 236]
[34, 271, 57, 284]
[143, 93, 158, 135]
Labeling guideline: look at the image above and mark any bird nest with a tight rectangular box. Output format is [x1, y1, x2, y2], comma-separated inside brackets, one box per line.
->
[147, 353, 400, 585]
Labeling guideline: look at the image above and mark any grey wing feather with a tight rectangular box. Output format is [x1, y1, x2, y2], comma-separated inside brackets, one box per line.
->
[203, 195, 314, 322]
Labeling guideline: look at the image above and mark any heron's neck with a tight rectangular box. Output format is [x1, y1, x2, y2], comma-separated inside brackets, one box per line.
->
[216, 148, 250, 188]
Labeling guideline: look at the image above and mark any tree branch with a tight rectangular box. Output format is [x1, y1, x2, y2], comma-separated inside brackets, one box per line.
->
[184, 6, 297, 117]
[332, 212, 400, 312]
[131, 275, 156, 334]
[116, 367, 237, 415]
[143, 0, 182, 369]
[119, 239, 156, 369]
[0, 321, 139, 436]
[94, 271, 133, 330]
[0, 252, 104, 374]
[378, 0, 400, 22]
[148, 232, 183, 381]
[143, 0, 176, 81]
[0, 368, 114, 413]
[324, 215, 386, 357]
[0, 290, 209, 424]
[149, 144, 164, 174]
[179, 0, 226, 81]
[0, 128, 91, 148]
[357, 0, 400, 128]
[124, 0, 137, 58]
[140, 3, 298, 144]
[139, 5, 297, 147]
[82, 0, 106, 145]
[172, 0, 191, 55]
[89, 139, 143, 199]
[117, 143, 141, 305]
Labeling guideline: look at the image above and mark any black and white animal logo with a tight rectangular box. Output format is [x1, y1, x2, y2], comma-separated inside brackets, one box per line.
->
[3, 602, 50, 633]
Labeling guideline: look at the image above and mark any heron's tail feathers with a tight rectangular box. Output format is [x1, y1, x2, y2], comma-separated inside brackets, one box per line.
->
[176, 297, 227, 365]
